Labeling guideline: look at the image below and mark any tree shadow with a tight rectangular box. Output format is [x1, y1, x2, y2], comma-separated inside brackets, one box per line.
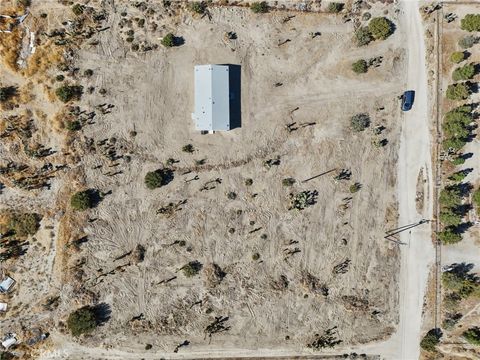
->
[86, 189, 102, 208]
[173, 36, 185, 46]
[92, 303, 111, 326]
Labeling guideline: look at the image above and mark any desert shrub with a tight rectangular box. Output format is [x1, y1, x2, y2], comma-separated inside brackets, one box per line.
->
[458, 35, 479, 49]
[72, 4, 85, 16]
[446, 83, 470, 101]
[451, 156, 466, 166]
[67, 306, 98, 336]
[473, 187, 480, 210]
[227, 191, 237, 200]
[463, 327, 480, 345]
[250, 1, 268, 13]
[443, 137, 466, 151]
[55, 74, 65, 82]
[452, 63, 475, 81]
[439, 185, 462, 208]
[182, 260, 202, 277]
[420, 329, 441, 352]
[56, 85, 83, 103]
[439, 210, 462, 227]
[65, 120, 82, 131]
[282, 178, 296, 187]
[461, 14, 480, 32]
[182, 144, 194, 153]
[442, 270, 479, 298]
[0, 86, 17, 102]
[71, 190, 96, 211]
[189, 2, 206, 14]
[352, 59, 368, 73]
[144, 169, 172, 189]
[84, 69, 94, 77]
[438, 229, 462, 244]
[252, 253, 260, 261]
[161, 33, 176, 47]
[327, 2, 344, 13]
[368, 17, 394, 40]
[350, 113, 370, 131]
[8, 213, 41, 237]
[289, 190, 318, 210]
[450, 51, 466, 64]
[349, 182, 361, 193]
[354, 26, 373, 46]
[245, 178, 253, 186]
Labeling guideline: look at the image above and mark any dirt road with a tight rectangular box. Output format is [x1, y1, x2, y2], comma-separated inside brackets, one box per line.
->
[395, 1, 435, 359]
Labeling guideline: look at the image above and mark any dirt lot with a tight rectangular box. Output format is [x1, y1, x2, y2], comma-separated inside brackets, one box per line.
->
[1, 1, 408, 358]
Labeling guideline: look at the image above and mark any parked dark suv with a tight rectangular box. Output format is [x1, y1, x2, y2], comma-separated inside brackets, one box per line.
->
[401, 90, 415, 111]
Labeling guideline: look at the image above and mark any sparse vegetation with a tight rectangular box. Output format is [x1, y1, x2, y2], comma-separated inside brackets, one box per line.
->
[0, 86, 17, 102]
[71, 190, 97, 211]
[327, 2, 344, 13]
[161, 33, 176, 47]
[446, 83, 470, 101]
[463, 327, 480, 346]
[420, 329, 441, 352]
[461, 14, 480, 32]
[189, 2, 206, 14]
[458, 35, 479, 49]
[182, 144, 194, 153]
[67, 306, 98, 336]
[250, 1, 268, 13]
[350, 113, 370, 132]
[55, 85, 83, 103]
[282, 178, 296, 187]
[145, 169, 173, 189]
[182, 260, 202, 277]
[352, 59, 368, 74]
[368, 17, 394, 40]
[65, 120, 82, 131]
[354, 27, 373, 46]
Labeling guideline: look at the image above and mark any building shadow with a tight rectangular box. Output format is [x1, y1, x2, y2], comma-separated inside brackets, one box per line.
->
[224, 64, 241, 130]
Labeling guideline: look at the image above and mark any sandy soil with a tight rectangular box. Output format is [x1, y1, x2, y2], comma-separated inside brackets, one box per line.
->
[0, 0, 419, 359]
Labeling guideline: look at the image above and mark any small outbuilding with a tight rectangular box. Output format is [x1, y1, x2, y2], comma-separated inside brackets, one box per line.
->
[192, 64, 231, 132]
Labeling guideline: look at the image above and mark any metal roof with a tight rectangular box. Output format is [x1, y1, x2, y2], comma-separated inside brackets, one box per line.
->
[192, 65, 230, 131]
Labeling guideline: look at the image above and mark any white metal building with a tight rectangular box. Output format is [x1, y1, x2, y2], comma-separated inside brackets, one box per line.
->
[192, 65, 230, 132]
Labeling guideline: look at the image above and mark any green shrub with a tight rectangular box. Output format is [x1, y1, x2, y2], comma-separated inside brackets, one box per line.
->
[182, 260, 202, 277]
[182, 144, 194, 153]
[8, 213, 41, 237]
[451, 156, 465, 166]
[67, 306, 98, 336]
[161, 33, 176, 47]
[71, 190, 96, 211]
[65, 120, 82, 131]
[473, 187, 480, 210]
[446, 83, 470, 101]
[439, 210, 462, 227]
[350, 113, 370, 132]
[438, 229, 462, 244]
[189, 2, 206, 14]
[439, 185, 462, 208]
[0, 86, 17, 102]
[250, 1, 268, 13]
[368, 17, 394, 40]
[448, 170, 468, 182]
[420, 329, 441, 352]
[442, 270, 479, 298]
[452, 63, 475, 81]
[145, 169, 172, 189]
[55, 85, 83, 103]
[352, 59, 368, 74]
[463, 327, 480, 346]
[327, 2, 344, 13]
[282, 178, 296, 187]
[461, 14, 480, 32]
[450, 51, 466, 64]
[443, 137, 466, 151]
[354, 26, 373, 46]
[72, 4, 85, 16]
[458, 35, 479, 49]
